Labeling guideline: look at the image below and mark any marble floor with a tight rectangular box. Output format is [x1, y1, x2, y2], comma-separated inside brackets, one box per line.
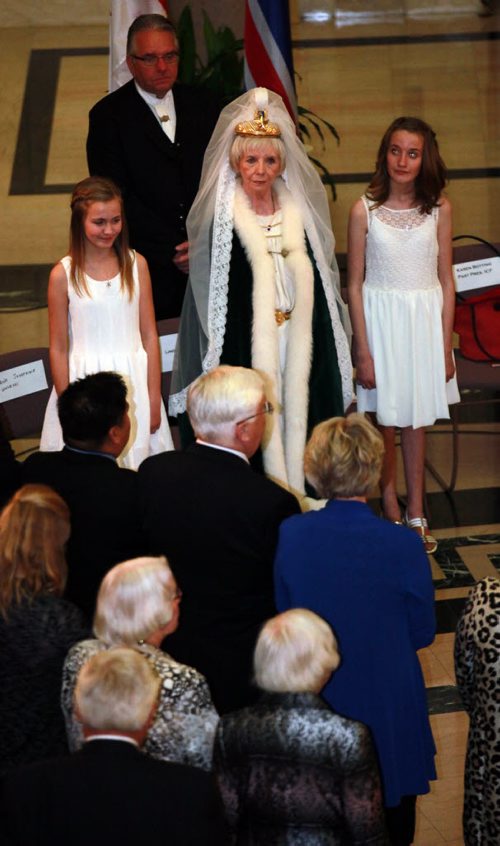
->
[1, 7, 499, 844]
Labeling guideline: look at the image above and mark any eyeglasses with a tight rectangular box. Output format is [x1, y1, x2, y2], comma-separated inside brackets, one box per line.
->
[131, 52, 179, 66]
[237, 401, 274, 426]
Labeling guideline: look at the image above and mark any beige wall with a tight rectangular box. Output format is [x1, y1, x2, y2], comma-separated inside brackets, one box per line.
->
[294, 0, 478, 21]
[0, 0, 245, 31]
[0, 0, 108, 26]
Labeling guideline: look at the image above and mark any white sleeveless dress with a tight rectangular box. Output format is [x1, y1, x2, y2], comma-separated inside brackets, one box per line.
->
[357, 198, 460, 428]
[40, 253, 174, 469]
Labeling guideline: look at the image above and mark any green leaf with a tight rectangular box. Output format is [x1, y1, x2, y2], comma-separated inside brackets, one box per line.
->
[298, 121, 311, 141]
[177, 6, 197, 83]
[299, 106, 340, 144]
[202, 9, 218, 62]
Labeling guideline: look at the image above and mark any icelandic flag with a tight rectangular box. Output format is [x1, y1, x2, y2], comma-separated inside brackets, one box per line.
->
[244, 0, 298, 122]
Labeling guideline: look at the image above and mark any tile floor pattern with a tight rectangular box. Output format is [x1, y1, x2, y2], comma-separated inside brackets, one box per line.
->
[1, 7, 500, 845]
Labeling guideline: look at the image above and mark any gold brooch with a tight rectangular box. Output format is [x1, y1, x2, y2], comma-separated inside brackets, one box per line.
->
[275, 309, 293, 326]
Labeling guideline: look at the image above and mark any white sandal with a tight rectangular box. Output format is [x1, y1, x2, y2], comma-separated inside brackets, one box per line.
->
[404, 512, 438, 555]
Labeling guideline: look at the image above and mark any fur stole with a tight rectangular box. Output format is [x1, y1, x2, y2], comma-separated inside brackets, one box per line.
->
[233, 178, 314, 496]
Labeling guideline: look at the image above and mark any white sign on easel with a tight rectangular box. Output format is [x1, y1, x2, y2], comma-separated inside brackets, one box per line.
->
[453, 256, 500, 293]
[159, 333, 178, 373]
[0, 360, 48, 401]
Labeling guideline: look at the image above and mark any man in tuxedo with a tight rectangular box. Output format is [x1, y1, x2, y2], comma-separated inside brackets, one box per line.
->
[87, 14, 220, 318]
[0, 648, 228, 846]
[23, 372, 144, 620]
[138, 366, 301, 713]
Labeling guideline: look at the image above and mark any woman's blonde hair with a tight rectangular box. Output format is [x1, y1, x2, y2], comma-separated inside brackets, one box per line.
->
[93, 556, 177, 646]
[254, 609, 340, 693]
[304, 413, 384, 499]
[0, 484, 70, 618]
[229, 135, 286, 175]
[69, 176, 134, 299]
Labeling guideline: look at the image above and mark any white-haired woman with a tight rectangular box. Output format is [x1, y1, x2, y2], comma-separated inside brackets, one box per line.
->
[169, 87, 352, 498]
[61, 556, 218, 771]
[214, 609, 388, 844]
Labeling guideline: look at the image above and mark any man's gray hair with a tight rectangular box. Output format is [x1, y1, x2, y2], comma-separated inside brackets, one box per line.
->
[126, 14, 177, 55]
[187, 366, 265, 441]
[75, 647, 160, 732]
[254, 609, 340, 693]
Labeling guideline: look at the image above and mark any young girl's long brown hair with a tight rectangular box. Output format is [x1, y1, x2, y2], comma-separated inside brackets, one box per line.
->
[69, 176, 134, 298]
[366, 116, 447, 214]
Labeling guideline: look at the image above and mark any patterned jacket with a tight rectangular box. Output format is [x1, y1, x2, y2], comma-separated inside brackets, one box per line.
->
[214, 691, 389, 845]
[62, 639, 218, 771]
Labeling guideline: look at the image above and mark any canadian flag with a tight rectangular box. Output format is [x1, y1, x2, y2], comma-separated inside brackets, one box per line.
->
[109, 0, 169, 92]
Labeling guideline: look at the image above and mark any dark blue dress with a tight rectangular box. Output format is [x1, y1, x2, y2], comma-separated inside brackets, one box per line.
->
[274, 499, 436, 808]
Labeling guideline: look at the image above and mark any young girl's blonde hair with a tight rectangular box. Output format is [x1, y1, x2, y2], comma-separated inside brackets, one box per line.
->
[69, 176, 134, 299]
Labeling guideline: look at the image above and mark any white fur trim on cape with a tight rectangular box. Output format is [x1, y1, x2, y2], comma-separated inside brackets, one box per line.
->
[233, 179, 313, 496]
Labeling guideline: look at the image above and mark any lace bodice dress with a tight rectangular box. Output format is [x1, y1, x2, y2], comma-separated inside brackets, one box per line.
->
[357, 198, 459, 428]
[40, 253, 173, 469]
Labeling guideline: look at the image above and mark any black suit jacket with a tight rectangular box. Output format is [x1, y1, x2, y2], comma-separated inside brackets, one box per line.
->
[0, 429, 22, 510]
[138, 444, 301, 712]
[0, 739, 228, 846]
[22, 448, 145, 621]
[87, 81, 219, 318]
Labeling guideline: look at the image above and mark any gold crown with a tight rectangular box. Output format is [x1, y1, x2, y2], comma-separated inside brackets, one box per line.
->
[234, 108, 281, 138]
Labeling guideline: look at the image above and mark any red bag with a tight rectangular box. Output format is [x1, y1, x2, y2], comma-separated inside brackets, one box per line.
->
[454, 288, 500, 361]
[452, 235, 500, 362]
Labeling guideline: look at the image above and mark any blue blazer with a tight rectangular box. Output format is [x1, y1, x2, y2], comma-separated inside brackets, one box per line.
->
[274, 499, 436, 807]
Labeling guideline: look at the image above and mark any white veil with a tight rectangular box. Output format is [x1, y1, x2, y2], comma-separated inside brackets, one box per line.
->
[169, 87, 352, 415]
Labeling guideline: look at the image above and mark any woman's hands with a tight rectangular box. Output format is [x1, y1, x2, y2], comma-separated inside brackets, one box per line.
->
[138, 252, 164, 434]
[149, 393, 162, 434]
[355, 351, 376, 390]
[444, 349, 456, 382]
[347, 199, 375, 391]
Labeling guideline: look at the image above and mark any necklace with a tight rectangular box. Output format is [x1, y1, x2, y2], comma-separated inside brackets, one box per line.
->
[254, 194, 277, 230]
[266, 195, 276, 230]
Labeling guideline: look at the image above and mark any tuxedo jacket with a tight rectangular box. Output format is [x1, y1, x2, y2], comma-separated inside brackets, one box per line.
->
[0, 739, 228, 846]
[22, 448, 145, 621]
[87, 81, 219, 318]
[138, 443, 301, 712]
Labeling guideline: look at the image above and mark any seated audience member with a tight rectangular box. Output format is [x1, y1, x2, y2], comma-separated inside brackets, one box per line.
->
[274, 414, 436, 846]
[1, 648, 229, 846]
[0, 485, 88, 775]
[138, 365, 300, 714]
[22, 371, 144, 620]
[214, 609, 388, 844]
[455, 577, 500, 846]
[62, 556, 218, 771]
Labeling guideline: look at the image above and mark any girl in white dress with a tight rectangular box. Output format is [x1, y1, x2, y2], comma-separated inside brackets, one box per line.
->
[348, 117, 459, 553]
[40, 177, 173, 469]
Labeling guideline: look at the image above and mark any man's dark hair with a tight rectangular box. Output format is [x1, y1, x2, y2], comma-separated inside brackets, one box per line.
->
[126, 14, 177, 55]
[57, 372, 127, 447]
